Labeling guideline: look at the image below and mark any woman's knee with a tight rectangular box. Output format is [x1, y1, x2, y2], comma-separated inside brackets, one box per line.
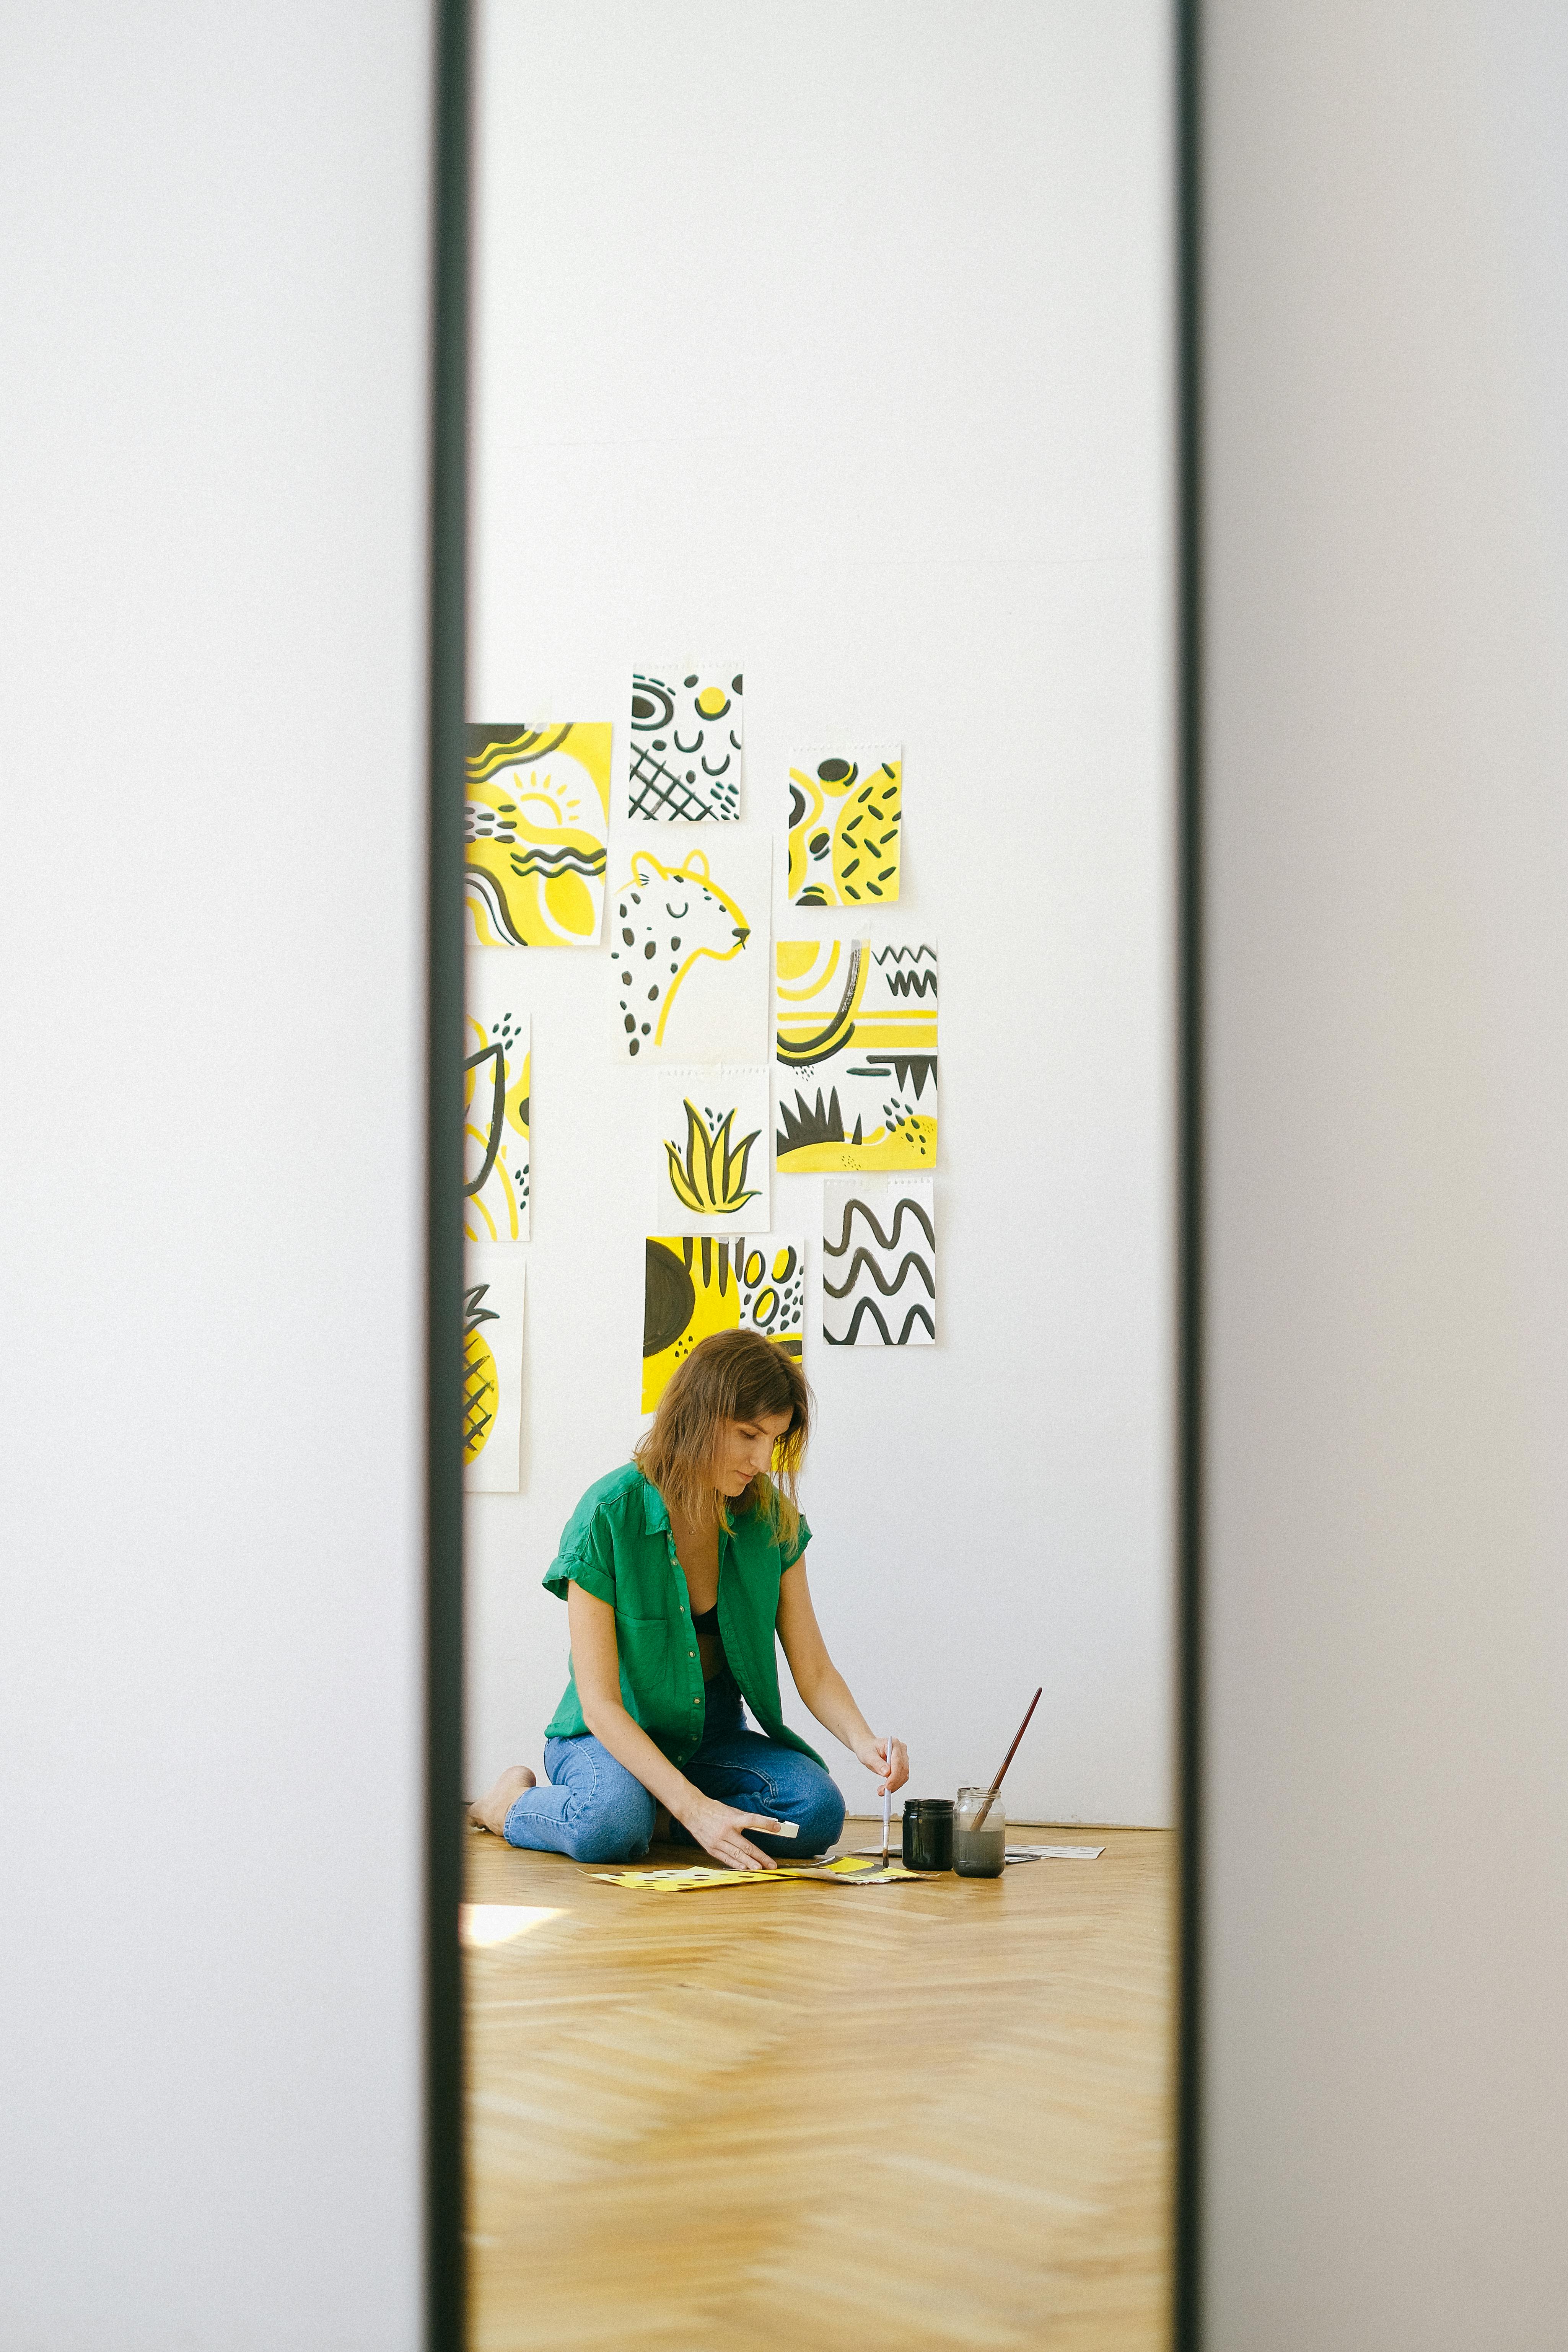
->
[794, 1769, 846, 1852]
[560, 1784, 656, 1865]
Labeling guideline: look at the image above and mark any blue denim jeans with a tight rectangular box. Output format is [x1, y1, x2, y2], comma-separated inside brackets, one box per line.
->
[503, 1671, 846, 1865]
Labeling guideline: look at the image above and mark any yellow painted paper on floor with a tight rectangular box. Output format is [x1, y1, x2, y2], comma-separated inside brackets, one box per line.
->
[588, 1855, 925, 1892]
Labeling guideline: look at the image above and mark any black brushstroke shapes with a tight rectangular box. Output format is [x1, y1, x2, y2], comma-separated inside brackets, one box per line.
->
[846, 1053, 938, 1101]
[823, 1192, 935, 1260]
[828, 1297, 936, 1347]
[463, 1039, 506, 1197]
[776, 940, 864, 1068]
[643, 1241, 694, 1357]
[776, 1087, 865, 1157]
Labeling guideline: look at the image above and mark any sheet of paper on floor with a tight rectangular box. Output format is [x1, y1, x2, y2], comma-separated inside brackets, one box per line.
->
[1006, 1845, 1106, 1861]
[588, 1855, 925, 1892]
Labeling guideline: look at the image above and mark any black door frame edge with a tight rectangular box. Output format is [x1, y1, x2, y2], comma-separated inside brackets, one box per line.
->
[422, 4, 1203, 2342]
[426, 2, 471, 2348]
[1174, 0, 1204, 2343]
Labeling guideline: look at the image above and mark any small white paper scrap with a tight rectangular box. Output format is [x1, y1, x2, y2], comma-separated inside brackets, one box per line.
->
[1005, 1845, 1106, 1862]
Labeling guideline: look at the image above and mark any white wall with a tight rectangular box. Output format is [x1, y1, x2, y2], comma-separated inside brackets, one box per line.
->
[0, 8, 430, 2347]
[469, 0, 1174, 1824]
[1203, 5, 1568, 2344]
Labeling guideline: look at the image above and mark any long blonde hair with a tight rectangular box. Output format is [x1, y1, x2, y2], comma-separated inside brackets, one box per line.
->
[635, 1329, 811, 1546]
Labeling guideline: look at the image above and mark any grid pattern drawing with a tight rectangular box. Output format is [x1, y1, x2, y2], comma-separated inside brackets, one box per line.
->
[628, 670, 742, 823]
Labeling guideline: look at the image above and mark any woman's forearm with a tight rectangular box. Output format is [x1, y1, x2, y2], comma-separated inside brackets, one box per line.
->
[578, 1693, 702, 1823]
[793, 1660, 875, 1755]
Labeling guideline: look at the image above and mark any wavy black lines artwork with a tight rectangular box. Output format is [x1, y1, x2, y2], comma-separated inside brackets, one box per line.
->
[465, 722, 612, 946]
[464, 998, 529, 1242]
[642, 1235, 804, 1411]
[775, 937, 938, 1171]
[463, 1248, 527, 1490]
[822, 1180, 935, 1346]
[788, 744, 901, 906]
[629, 669, 742, 822]
[656, 1065, 770, 1234]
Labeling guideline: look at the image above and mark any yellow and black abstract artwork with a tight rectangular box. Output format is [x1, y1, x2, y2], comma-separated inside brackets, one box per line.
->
[463, 996, 529, 1242]
[642, 1235, 804, 1412]
[465, 722, 612, 946]
[629, 669, 742, 822]
[775, 937, 937, 1173]
[787, 744, 901, 906]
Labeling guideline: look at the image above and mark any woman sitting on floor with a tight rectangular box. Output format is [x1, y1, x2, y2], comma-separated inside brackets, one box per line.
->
[469, 1328, 907, 1870]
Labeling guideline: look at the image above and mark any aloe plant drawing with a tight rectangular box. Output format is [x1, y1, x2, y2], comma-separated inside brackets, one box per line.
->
[665, 1098, 762, 1216]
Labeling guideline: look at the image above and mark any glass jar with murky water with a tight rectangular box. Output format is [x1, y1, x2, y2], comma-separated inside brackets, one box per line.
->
[954, 1786, 1006, 1877]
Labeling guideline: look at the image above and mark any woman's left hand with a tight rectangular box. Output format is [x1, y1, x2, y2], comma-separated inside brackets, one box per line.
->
[857, 1732, 908, 1794]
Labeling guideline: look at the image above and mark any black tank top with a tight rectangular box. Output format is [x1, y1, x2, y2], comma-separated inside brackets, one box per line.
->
[690, 1603, 720, 1635]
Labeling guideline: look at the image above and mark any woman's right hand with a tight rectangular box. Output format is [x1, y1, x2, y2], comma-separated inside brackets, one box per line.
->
[681, 1795, 780, 1872]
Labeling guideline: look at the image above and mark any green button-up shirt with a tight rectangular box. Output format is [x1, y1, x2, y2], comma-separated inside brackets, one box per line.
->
[542, 1462, 821, 1769]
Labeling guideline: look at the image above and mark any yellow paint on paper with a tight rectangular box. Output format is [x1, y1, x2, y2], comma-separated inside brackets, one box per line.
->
[775, 937, 938, 1172]
[464, 1010, 530, 1241]
[611, 847, 752, 1058]
[465, 722, 612, 947]
[462, 1285, 500, 1463]
[788, 750, 902, 906]
[642, 1234, 803, 1411]
[589, 1855, 925, 1891]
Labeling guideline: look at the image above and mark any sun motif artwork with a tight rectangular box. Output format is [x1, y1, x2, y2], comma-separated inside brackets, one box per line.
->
[465, 722, 612, 947]
[775, 937, 937, 1172]
[823, 1178, 935, 1347]
[787, 745, 902, 906]
[655, 1065, 770, 1235]
[611, 834, 771, 1062]
[642, 1235, 804, 1412]
[463, 1247, 526, 1492]
[463, 997, 529, 1242]
[629, 669, 742, 822]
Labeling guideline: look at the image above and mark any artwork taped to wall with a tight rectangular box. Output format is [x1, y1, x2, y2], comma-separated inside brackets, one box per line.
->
[787, 745, 902, 906]
[823, 1178, 935, 1346]
[612, 833, 771, 1062]
[642, 1234, 803, 1412]
[464, 993, 530, 1242]
[463, 1248, 526, 1493]
[775, 937, 937, 1172]
[465, 722, 612, 948]
[629, 669, 742, 822]
[656, 1066, 770, 1234]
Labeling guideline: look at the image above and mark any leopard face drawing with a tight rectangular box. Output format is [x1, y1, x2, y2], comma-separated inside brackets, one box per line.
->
[614, 849, 751, 1058]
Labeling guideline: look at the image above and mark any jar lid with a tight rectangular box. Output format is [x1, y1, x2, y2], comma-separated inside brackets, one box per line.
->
[902, 1796, 954, 1816]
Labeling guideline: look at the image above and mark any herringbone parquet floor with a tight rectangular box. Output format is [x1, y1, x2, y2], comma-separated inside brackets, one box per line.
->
[464, 1819, 1173, 2351]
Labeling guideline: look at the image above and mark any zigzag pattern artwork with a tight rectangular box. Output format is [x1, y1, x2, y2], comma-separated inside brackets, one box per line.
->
[822, 1178, 936, 1346]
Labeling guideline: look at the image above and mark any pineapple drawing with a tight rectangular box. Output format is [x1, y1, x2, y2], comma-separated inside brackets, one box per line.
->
[463, 1284, 501, 1464]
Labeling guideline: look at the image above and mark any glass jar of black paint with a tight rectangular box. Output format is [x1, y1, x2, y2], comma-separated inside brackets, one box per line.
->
[901, 1797, 954, 1872]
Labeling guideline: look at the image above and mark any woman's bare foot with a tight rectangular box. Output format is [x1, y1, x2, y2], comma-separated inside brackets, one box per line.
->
[468, 1765, 536, 1836]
